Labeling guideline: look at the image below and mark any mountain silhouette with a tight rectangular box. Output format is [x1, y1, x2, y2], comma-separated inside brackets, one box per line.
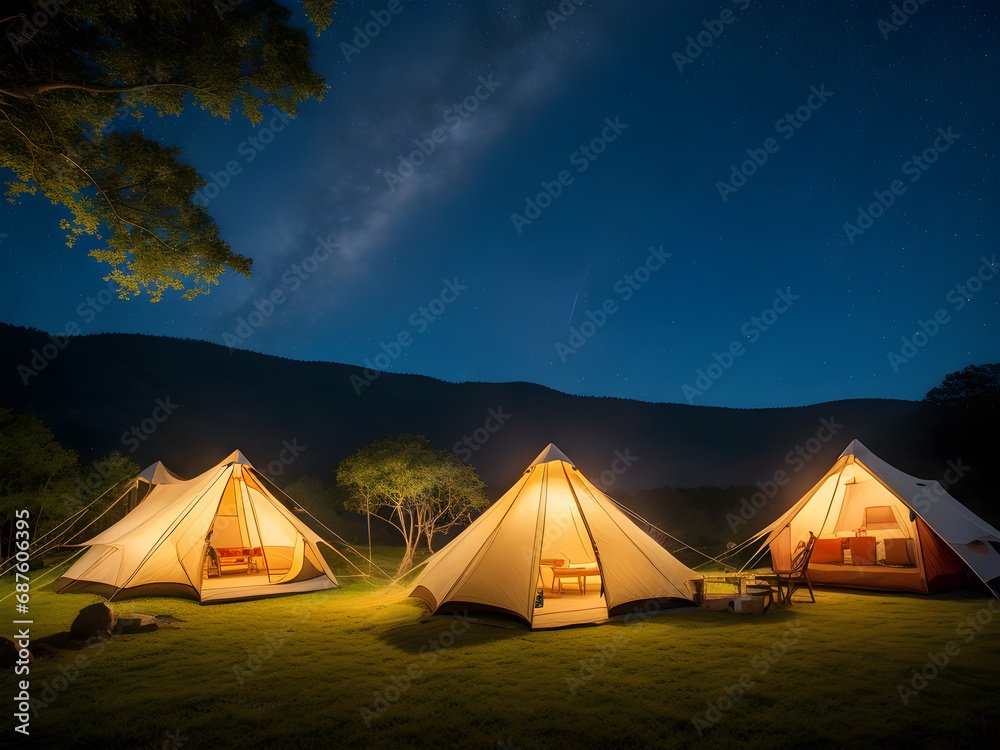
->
[2, 323, 995, 533]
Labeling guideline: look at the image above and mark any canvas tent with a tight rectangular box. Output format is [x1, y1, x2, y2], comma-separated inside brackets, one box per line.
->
[751, 439, 1000, 594]
[55, 450, 338, 602]
[121, 460, 186, 513]
[410, 444, 699, 628]
[137, 460, 185, 485]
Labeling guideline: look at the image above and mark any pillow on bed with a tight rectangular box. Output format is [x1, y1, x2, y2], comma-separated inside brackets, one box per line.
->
[811, 538, 843, 564]
[883, 537, 914, 566]
[849, 536, 877, 566]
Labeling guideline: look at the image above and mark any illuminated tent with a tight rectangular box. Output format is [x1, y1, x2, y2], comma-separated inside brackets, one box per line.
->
[410, 444, 699, 628]
[120, 460, 186, 514]
[752, 440, 1000, 594]
[55, 451, 338, 602]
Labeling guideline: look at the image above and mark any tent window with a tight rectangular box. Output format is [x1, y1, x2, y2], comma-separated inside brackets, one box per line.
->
[863, 506, 900, 531]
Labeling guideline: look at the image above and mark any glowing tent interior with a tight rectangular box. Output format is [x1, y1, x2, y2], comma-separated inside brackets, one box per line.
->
[54, 450, 338, 602]
[410, 444, 700, 628]
[751, 440, 1000, 594]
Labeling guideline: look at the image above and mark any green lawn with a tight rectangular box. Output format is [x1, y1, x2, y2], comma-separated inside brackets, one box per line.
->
[3, 550, 998, 749]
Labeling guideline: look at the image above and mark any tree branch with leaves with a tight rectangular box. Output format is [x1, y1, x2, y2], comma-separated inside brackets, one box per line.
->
[0, 0, 334, 301]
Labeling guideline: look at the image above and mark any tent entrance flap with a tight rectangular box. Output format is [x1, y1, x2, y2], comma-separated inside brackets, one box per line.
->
[530, 463, 607, 624]
[199, 468, 311, 589]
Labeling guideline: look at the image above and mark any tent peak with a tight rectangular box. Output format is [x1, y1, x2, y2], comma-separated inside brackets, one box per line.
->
[137, 461, 184, 484]
[221, 449, 251, 466]
[528, 443, 574, 468]
[839, 438, 871, 459]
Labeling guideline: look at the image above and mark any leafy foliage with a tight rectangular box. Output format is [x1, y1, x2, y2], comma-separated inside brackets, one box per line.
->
[421, 453, 487, 553]
[0, 0, 333, 300]
[924, 363, 1000, 409]
[0, 408, 138, 559]
[336, 433, 487, 574]
[304, 0, 337, 34]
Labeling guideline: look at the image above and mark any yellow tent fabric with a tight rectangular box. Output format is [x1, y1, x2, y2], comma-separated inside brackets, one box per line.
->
[114, 459, 186, 514]
[410, 444, 699, 628]
[54, 451, 338, 603]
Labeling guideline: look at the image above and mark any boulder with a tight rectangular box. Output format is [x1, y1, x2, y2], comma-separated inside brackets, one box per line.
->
[0, 634, 31, 668]
[117, 614, 160, 634]
[70, 602, 117, 641]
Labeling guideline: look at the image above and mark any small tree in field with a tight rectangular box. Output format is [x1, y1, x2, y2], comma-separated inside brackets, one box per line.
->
[336, 433, 486, 575]
[421, 454, 487, 554]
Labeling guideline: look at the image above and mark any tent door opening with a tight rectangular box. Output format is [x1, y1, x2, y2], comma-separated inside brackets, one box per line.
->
[532, 464, 606, 623]
[200, 467, 305, 590]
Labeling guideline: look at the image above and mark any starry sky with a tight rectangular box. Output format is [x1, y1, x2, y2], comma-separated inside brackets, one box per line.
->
[1, 0, 997, 408]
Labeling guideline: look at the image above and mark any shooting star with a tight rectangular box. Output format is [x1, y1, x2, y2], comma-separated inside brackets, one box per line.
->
[567, 264, 591, 327]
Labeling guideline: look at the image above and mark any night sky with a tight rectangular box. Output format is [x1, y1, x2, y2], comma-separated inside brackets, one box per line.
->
[2, 0, 997, 408]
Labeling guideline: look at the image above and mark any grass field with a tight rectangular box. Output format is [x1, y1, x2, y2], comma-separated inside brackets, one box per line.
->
[3, 548, 998, 750]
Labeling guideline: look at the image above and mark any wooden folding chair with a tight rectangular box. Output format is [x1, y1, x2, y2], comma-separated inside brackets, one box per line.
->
[774, 532, 817, 604]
